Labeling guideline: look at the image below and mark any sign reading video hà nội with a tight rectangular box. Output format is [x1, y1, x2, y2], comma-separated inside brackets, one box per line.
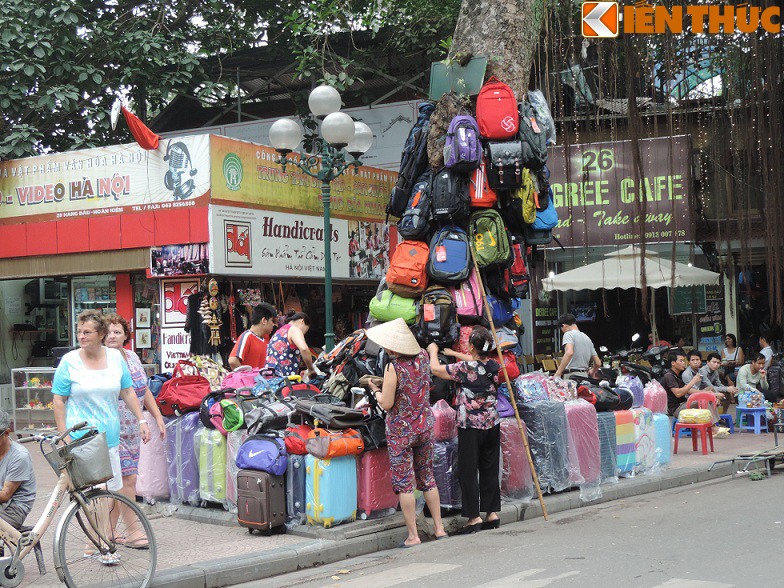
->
[547, 135, 693, 248]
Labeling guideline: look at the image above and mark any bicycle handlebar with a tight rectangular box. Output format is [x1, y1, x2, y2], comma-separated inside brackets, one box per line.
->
[52, 421, 92, 447]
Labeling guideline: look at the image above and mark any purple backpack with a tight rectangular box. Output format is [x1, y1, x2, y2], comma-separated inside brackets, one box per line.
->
[443, 115, 482, 172]
[235, 435, 288, 475]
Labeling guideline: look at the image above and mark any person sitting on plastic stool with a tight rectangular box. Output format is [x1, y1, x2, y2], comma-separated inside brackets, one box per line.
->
[0, 410, 36, 530]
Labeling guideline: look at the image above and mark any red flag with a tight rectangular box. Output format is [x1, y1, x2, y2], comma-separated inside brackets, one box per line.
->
[122, 106, 160, 150]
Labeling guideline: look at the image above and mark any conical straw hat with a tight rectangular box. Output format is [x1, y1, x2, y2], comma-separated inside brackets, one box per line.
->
[365, 318, 421, 356]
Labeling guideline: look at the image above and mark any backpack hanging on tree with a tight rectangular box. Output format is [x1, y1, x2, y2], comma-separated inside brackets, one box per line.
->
[469, 158, 498, 208]
[397, 171, 432, 241]
[485, 141, 523, 190]
[470, 209, 512, 268]
[475, 77, 519, 140]
[368, 287, 418, 325]
[431, 168, 470, 224]
[482, 266, 512, 301]
[509, 236, 530, 298]
[426, 226, 472, 285]
[518, 97, 548, 171]
[417, 286, 459, 346]
[427, 92, 469, 170]
[386, 240, 429, 298]
[531, 186, 557, 230]
[443, 115, 482, 173]
[387, 102, 435, 220]
[449, 271, 483, 323]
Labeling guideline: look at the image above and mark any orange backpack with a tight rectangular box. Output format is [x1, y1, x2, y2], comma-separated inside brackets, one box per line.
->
[469, 158, 498, 208]
[386, 240, 429, 297]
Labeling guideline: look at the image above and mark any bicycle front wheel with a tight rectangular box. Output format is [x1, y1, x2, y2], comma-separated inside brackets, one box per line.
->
[54, 490, 156, 588]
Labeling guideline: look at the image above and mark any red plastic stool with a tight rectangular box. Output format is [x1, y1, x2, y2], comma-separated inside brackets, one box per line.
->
[673, 422, 714, 455]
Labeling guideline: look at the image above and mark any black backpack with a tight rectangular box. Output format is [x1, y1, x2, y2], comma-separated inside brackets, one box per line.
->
[431, 168, 470, 225]
[430, 353, 457, 405]
[417, 286, 459, 346]
[387, 102, 436, 220]
[518, 98, 548, 171]
[397, 171, 432, 241]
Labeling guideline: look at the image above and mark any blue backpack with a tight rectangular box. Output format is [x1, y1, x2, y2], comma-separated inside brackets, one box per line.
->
[235, 435, 288, 476]
[443, 115, 482, 173]
[426, 226, 472, 285]
[531, 186, 557, 230]
[486, 295, 515, 325]
[397, 171, 432, 241]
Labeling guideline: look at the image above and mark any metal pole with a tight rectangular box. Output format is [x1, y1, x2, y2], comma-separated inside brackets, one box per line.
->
[322, 180, 334, 351]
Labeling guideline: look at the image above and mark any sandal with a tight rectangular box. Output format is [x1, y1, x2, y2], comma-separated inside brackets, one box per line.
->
[99, 553, 121, 566]
[122, 539, 150, 550]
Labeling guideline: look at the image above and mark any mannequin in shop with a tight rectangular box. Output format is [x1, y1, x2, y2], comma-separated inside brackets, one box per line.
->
[228, 303, 277, 370]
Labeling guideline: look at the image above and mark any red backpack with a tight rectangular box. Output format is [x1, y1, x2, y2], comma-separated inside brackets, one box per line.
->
[476, 77, 519, 140]
[386, 240, 429, 297]
[469, 158, 498, 208]
[509, 237, 529, 298]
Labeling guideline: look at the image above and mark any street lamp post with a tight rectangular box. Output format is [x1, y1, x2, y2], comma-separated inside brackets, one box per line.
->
[269, 85, 373, 351]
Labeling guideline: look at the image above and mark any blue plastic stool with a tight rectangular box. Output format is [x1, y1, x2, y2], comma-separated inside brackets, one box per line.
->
[718, 413, 734, 433]
[672, 417, 692, 438]
[736, 407, 767, 434]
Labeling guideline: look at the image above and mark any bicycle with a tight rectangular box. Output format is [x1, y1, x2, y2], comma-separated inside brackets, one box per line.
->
[0, 422, 156, 588]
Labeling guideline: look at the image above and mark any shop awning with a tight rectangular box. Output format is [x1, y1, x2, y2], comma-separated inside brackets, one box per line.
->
[0, 248, 149, 280]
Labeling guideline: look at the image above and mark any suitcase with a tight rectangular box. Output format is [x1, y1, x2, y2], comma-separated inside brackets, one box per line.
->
[226, 430, 250, 513]
[614, 410, 636, 477]
[286, 454, 307, 525]
[499, 417, 534, 501]
[236, 469, 286, 534]
[520, 401, 571, 493]
[616, 375, 645, 408]
[643, 380, 668, 413]
[433, 439, 461, 509]
[564, 400, 602, 489]
[432, 400, 458, 441]
[136, 412, 169, 504]
[632, 408, 656, 475]
[197, 427, 228, 506]
[165, 412, 201, 506]
[357, 449, 399, 519]
[596, 412, 618, 483]
[652, 412, 672, 468]
[305, 455, 357, 528]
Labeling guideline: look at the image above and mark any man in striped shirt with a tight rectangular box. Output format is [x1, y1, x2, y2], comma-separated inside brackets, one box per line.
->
[229, 302, 277, 369]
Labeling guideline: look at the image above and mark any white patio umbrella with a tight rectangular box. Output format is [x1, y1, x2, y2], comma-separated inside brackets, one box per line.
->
[541, 245, 720, 339]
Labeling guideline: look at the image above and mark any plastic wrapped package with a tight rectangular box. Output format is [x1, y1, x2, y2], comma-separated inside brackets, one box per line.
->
[305, 454, 357, 528]
[545, 377, 578, 402]
[196, 426, 228, 507]
[652, 412, 672, 471]
[643, 380, 668, 413]
[357, 449, 399, 519]
[226, 430, 250, 513]
[433, 439, 461, 509]
[614, 410, 636, 478]
[564, 421, 585, 487]
[632, 407, 656, 475]
[432, 400, 458, 441]
[616, 375, 645, 408]
[499, 418, 534, 502]
[596, 412, 618, 483]
[165, 412, 201, 506]
[514, 373, 549, 404]
[527, 90, 556, 145]
[564, 400, 602, 502]
[519, 401, 571, 493]
[136, 412, 169, 504]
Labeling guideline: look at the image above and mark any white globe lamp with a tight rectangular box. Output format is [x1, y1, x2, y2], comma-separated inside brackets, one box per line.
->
[321, 112, 355, 149]
[269, 118, 303, 154]
[308, 85, 342, 118]
[346, 121, 374, 158]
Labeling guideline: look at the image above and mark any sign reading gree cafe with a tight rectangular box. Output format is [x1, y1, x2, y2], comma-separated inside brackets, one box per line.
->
[547, 135, 692, 248]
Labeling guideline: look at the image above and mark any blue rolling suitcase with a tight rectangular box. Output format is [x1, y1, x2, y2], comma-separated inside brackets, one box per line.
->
[596, 412, 618, 483]
[305, 455, 357, 528]
[652, 412, 672, 467]
[286, 454, 307, 524]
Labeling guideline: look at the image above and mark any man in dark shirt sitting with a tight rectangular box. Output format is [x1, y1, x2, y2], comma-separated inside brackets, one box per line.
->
[661, 350, 703, 417]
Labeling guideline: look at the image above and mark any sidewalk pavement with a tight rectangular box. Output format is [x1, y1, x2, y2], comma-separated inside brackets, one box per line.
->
[15, 421, 783, 588]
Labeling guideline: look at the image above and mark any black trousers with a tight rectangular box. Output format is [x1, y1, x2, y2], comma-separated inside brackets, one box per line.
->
[457, 425, 501, 519]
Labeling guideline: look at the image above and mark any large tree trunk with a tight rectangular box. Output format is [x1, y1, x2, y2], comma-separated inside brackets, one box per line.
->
[448, 0, 546, 96]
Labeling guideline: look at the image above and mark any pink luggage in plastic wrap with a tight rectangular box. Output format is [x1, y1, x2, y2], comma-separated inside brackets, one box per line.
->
[564, 399, 602, 501]
[499, 417, 534, 501]
[632, 407, 656, 475]
[643, 380, 668, 413]
[136, 411, 169, 503]
[357, 448, 399, 519]
[226, 429, 250, 514]
[432, 400, 458, 441]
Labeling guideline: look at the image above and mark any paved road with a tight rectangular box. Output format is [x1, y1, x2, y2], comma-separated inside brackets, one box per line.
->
[240, 473, 783, 588]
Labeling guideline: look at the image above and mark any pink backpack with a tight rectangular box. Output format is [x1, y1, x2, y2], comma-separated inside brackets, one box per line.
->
[221, 366, 260, 390]
[450, 272, 483, 320]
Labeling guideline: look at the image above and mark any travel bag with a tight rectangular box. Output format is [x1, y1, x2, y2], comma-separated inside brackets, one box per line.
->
[397, 171, 433, 242]
[517, 97, 548, 170]
[285, 453, 307, 524]
[450, 273, 483, 323]
[165, 412, 201, 506]
[235, 434, 288, 475]
[295, 399, 365, 429]
[305, 428, 364, 459]
[643, 380, 668, 413]
[652, 412, 672, 468]
[306, 454, 358, 528]
[135, 411, 169, 504]
[443, 115, 482, 173]
[514, 373, 550, 404]
[432, 399, 458, 441]
[387, 102, 434, 220]
[469, 159, 498, 208]
[197, 426, 228, 506]
[148, 373, 171, 398]
[486, 294, 514, 325]
[368, 287, 418, 325]
[226, 429, 250, 514]
[236, 469, 286, 534]
[430, 353, 457, 405]
[500, 417, 534, 501]
[596, 412, 618, 483]
[357, 449, 399, 519]
[614, 410, 636, 476]
[519, 401, 571, 493]
[616, 375, 645, 408]
[244, 397, 296, 434]
[157, 361, 211, 417]
[221, 366, 261, 390]
[431, 168, 471, 224]
[417, 286, 459, 347]
[427, 227, 472, 285]
[278, 382, 321, 400]
[485, 141, 523, 190]
[433, 438, 461, 510]
[564, 399, 602, 501]
[386, 240, 429, 298]
[632, 407, 656, 475]
[476, 76, 518, 140]
[470, 209, 512, 268]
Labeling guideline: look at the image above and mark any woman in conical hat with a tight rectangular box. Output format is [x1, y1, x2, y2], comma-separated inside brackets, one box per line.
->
[366, 318, 448, 547]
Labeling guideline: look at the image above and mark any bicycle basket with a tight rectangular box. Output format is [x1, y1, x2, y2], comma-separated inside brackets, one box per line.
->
[44, 430, 114, 490]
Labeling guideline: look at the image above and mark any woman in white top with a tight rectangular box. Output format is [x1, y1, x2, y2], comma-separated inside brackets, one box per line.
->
[721, 333, 745, 385]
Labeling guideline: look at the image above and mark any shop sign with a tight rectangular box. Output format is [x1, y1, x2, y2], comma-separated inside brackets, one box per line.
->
[161, 278, 199, 327]
[548, 135, 692, 248]
[160, 328, 192, 371]
[0, 135, 210, 225]
[210, 206, 390, 280]
[533, 289, 560, 356]
[209, 136, 395, 223]
[150, 243, 210, 277]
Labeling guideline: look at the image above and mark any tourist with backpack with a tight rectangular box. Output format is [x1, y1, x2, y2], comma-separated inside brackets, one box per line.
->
[365, 319, 448, 547]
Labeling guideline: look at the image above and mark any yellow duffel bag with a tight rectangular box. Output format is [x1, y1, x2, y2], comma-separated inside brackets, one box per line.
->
[678, 409, 713, 424]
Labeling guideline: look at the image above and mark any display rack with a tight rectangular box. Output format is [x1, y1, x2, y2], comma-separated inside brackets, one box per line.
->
[11, 367, 56, 432]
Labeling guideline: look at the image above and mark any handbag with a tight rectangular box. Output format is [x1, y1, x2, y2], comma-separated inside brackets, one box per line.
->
[279, 382, 321, 400]
[156, 361, 211, 417]
[357, 415, 387, 451]
[235, 435, 288, 475]
[283, 414, 313, 455]
[222, 366, 261, 390]
[305, 428, 364, 459]
[245, 397, 296, 434]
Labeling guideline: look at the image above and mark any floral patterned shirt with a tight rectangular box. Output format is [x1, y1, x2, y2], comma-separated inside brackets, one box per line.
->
[264, 324, 301, 377]
[446, 359, 500, 430]
[385, 350, 434, 440]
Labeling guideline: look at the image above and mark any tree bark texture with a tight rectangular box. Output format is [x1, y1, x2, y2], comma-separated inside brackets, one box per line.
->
[448, 0, 546, 96]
